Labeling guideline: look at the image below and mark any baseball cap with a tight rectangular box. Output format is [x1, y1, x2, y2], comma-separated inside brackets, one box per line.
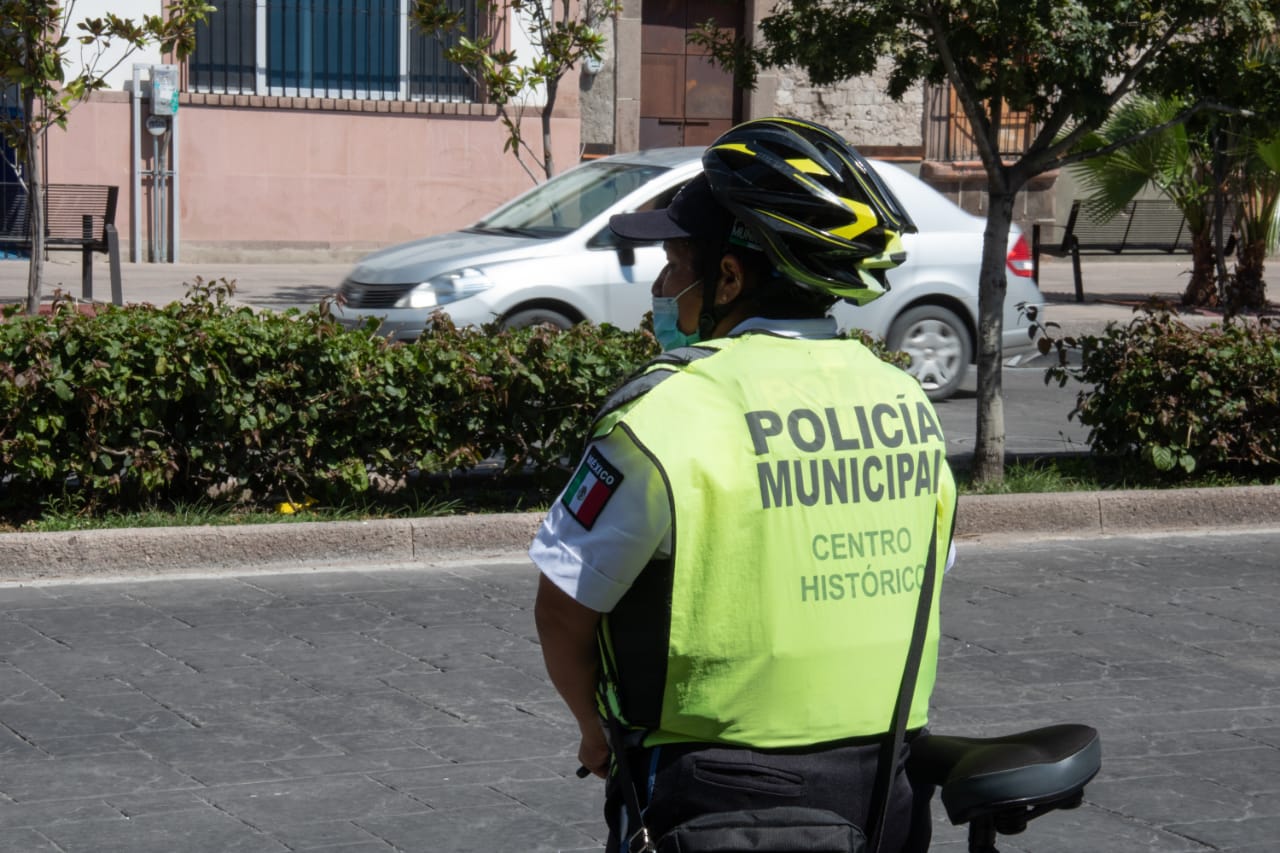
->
[609, 174, 735, 244]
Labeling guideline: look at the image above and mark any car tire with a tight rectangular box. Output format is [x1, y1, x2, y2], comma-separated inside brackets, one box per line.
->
[501, 308, 575, 331]
[887, 305, 972, 401]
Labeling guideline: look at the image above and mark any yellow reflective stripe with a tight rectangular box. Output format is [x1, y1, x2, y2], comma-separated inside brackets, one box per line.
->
[830, 199, 877, 240]
[710, 142, 754, 157]
[756, 210, 853, 248]
[786, 157, 828, 176]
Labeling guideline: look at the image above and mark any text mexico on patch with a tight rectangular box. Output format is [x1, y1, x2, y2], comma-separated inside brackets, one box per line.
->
[563, 447, 624, 530]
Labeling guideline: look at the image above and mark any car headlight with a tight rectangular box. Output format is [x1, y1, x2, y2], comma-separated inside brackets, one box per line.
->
[397, 268, 493, 308]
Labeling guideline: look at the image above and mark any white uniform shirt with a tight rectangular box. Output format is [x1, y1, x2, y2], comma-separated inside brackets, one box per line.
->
[529, 317, 953, 612]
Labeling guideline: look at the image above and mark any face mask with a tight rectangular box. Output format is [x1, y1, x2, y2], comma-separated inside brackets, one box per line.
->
[651, 280, 702, 351]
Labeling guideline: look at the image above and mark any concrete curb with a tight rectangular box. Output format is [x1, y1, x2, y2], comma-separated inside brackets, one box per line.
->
[0, 512, 542, 580]
[952, 484, 1280, 539]
[1, 487, 1277, 580]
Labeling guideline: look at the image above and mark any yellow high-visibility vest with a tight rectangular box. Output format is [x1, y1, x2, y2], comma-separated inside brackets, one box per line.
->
[595, 333, 957, 748]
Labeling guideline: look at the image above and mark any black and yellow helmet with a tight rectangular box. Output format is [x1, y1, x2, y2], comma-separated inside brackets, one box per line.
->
[702, 117, 916, 305]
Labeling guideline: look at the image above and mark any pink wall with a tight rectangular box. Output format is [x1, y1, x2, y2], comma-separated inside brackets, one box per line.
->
[45, 93, 581, 255]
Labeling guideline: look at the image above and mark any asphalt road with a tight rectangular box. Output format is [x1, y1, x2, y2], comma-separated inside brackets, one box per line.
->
[0, 529, 1276, 852]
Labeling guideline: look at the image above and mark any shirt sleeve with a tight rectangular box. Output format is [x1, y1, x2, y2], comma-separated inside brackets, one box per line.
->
[529, 428, 671, 613]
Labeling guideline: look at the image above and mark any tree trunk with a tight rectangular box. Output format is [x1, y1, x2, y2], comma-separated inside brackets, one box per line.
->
[541, 81, 557, 179]
[1181, 230, 1220, 308]
[971, 190, 1017, 485]
[22, 92, 43, 316]
[1229, 239, 1268, 314]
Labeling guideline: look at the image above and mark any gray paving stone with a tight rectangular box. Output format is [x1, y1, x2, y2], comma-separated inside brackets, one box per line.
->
[358, 805, 598, 853]
[204, 774, 431, 826]
[0, 799, 123, 829]
[6, 642, 198, 697]
[266, 747, 445, 779]
[1, 693, 192, 742]
[369, 622, 542, 670]
[375, 756, 566, 797]
[411, 718, 579, 765]
[264, 689, 463, 734]
[37, 807, 290, 853]
[1087, 774, 1250, 823]
[0, 530, 1276, 851]
[250, 636, 434, 694]
[173, 761, 288, 787]
[0, 664, 72, 704]
[234, 599, 421, 642]
[0, 620, 62, 653]
[383, 666, 559, 723]
[7, 603, 190, 642]
[247, 816, 392, 850]
[497, 776, 606, 825]
[1168, 814, 1280, 851]
[123, 723, 338, 764]
[0, 828, 61, 851]
[1158, 747, 1280, 795]
[23, 733, 138, 759]
[0, 752, 196, 802]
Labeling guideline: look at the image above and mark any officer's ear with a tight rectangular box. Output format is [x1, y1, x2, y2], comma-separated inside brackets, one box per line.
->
[714, 254, 746, 307]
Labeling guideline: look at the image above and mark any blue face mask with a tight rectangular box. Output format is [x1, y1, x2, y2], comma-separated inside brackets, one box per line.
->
[651, 280, 702, 351]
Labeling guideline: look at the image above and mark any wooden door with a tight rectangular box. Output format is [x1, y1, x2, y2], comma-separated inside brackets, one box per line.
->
[639, 0, 742, 149]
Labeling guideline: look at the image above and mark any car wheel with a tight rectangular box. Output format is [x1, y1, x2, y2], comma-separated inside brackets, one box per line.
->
[887, 305, 972, 401]
[501, 307, 575, 331]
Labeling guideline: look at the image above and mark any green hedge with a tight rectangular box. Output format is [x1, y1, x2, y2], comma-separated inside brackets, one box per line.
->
[0, 280, 657, 511]
[1045, 309, 1280, 476]
[0, 281, 915, 515]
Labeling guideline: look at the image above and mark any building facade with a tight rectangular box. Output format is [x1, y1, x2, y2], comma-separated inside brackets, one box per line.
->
[38, 0, 1056, 262]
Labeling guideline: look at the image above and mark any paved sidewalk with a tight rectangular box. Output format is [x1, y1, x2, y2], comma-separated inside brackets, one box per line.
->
[0, 530, 1276, 852]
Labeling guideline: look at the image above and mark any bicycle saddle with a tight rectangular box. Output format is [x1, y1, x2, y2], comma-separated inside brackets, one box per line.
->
[907, 724, 1101, 827]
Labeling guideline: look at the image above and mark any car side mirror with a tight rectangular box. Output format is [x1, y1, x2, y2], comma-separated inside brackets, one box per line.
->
[616, 245, 636, 267]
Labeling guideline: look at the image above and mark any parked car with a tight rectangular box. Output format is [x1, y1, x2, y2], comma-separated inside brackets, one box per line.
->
[332, 147, 1044, 400]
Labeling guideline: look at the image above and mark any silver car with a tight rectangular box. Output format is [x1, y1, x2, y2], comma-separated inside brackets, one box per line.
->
[333, 147, 1045, 400]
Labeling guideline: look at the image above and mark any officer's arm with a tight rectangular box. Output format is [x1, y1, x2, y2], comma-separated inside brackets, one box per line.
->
[535, 574, 609, 775]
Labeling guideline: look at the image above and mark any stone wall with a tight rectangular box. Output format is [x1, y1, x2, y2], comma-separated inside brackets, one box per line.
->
[773, 59, 923, 152]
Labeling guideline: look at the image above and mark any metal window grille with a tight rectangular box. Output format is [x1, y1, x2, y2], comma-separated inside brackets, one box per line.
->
[924, 84, 1036, 162]
[189, 0, 258, 94]
[189, 0, 477, 101]
[408, 0, 477, 102]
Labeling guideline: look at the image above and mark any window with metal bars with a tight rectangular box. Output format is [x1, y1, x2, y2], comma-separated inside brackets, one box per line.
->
[188, 0, 479, 102]
[924, 84, 1036, 162]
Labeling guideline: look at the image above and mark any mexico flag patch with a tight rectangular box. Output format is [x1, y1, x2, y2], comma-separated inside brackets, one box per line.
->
[562, 447, 624, 530]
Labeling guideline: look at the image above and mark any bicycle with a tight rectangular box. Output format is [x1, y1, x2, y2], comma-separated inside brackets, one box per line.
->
[907, 722, 1101, 853]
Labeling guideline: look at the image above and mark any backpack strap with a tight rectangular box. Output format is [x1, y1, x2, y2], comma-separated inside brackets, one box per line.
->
[865, 524, 939, 853]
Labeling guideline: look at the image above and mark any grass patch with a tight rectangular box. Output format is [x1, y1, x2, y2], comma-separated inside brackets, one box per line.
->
[1, 473, 561, 534]
[956, 456, 1280, 496]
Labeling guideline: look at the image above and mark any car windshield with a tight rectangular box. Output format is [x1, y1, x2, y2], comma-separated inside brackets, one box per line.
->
[470, 161, 671, 237]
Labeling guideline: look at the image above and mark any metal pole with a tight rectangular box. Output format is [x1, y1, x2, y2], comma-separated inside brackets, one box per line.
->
[172, 103, 180, 262]
[158, 136, 166, 262]
[131, 65, 143, 264]
[150, 133, 159, 262]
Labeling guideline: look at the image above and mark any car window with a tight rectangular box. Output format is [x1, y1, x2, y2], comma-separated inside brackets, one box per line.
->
[474, 162, 671, 237]
[586, 178, 691, 247]
[586, 181, 688, 249]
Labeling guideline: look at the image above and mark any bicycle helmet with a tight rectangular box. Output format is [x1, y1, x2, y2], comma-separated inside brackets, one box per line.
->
[702, 117, 917, 305]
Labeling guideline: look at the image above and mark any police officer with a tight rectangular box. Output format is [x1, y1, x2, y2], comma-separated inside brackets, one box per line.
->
[531, 117, 957, 853]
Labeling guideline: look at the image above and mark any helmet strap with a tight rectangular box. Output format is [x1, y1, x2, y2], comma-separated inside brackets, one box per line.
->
[697, 290, 720, 339]
[697, 250, 753, 338]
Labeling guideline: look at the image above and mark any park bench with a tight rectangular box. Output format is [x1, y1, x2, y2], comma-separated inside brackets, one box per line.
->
[1032, 198, 1234, 302]
[0, 183, 123, 304]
